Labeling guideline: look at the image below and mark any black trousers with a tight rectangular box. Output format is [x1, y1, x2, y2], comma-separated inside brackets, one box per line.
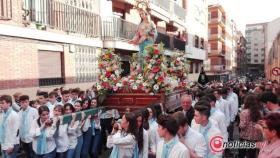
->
[21, 141, 35, 158]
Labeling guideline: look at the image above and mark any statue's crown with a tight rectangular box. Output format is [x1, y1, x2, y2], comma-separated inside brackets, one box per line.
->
[134, 0, 151, 13]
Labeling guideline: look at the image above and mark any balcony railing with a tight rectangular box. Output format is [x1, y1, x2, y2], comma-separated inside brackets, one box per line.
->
[102, 16, 137, 40]
[0, 0, 12, 19]
[24, 0, 101, 37]
[156, 32, 170, 48]
[39, 77, 64, 86]
[174, 3, 186, 20]
[211, 65, 225, 72]
[150, 0, 170, 12]
[173, 37, 186, 51]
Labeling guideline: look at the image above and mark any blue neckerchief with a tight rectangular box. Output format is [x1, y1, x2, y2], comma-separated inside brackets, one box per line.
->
[148, 118, 156, 125]
[133, 144, 139, 158]
[109, 145, 119, 158]
[210, 108, 217, 115]
[37, 122, 47, 155]
[19, 107, 30, 139]
[162, 136, 178, 158]
[199, 121, 212, 158]
[91, 120, 95, 136]
[0, 107, 13, 143]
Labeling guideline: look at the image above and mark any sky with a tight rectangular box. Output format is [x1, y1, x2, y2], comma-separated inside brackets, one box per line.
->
[208, 0, 280, 34]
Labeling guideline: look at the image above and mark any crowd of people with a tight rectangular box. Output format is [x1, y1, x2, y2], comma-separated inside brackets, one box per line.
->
[0, 79, 280, 158]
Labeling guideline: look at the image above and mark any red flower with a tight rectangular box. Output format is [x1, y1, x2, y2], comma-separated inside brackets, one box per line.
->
[99, 63, 104, 68]
[102, 82, 110, 89]
[152, 66, 160, 73]
[105, 71, 111, 78]
[156, 59, 161, 64]
[158, 76, 164, 82]
[154, 49, 160, 55]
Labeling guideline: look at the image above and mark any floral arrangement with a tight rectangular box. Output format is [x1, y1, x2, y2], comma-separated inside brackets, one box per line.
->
[96, 49, 123, 95]
[142, 44, 168, 94]
[168, 52, 189, 89]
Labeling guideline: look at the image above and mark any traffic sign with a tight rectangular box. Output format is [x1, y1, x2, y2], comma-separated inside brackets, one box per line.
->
[272, 67, 280, 76]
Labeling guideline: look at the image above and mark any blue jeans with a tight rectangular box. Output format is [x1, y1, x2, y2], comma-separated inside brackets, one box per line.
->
[81, 127, 93, 158]
[35, 149, 56, 158]
[1, 144, 19, 158]
[91, 129, 101, 158]
[74, 135, 83, 158]
[66, 148, 75, 158]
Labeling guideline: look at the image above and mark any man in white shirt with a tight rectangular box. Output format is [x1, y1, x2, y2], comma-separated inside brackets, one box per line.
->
[192, 100, 223, 158]
[156, 115, 190, 158]
[0, 95, 20, 158]
[173, 111, 206, 158]
[18, 95, 38, 158]
[213, 89, 230, 127]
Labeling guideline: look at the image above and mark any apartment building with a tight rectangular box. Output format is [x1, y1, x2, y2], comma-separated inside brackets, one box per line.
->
[245, 23, 266, 77]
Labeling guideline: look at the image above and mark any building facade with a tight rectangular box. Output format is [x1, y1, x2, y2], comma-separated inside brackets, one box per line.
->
[207, 4, 237, 81]
[185, 0, 208, 81]
[265, 17, 280, 81]
[245, 23, 266, 78]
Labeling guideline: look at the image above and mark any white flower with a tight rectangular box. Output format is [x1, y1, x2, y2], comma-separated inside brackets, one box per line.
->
[116, 83, 122, 87]
[115, 70, 120, 75]
[132, 85, 138, 90]
[136, 80, 141, 84]
[103, 78, 108, 82]
[143, 82, 148, 87]
[97, 85, 102, 90]
[148, 64, 152, 69]
[153, 84, 159, 91]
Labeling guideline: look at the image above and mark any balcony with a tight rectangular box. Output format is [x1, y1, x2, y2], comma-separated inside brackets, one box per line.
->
[102, 16, 137, 40]
[150, 0, 170, 12]
[211, 65, 225, 72]
[174, 3, 186, 20]
[209, 33, 225, 42]
[0, 0, 12, 19]
[173, 37, 186, 51]
[156, 32, 170, 49]
[24, 0, 101, 37]
[208, 50, 225, 57]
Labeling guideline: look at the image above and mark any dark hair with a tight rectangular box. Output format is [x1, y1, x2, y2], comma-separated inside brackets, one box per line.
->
[172, 111, 188, 127]
[54, 105, 65, 114]
[260, 91, 278, 104]
[0, 95, 12, 105]
[49, 91, 58, 98]
[19, 95, 29, 102]
[90, 97, 98, 107]
[134, 110, 144, 153]
[74, 100, 82, 106]
[194, 100, 211, 118]
[124, 112, 138, 141]
[64, 103, 75, 113]
[157, 114, 179, 136]
[244, 94, 262, 122]
[71, 88, 80, 94]
[214, 88, 223, 95]
[205, 94, 216, 103]
[37, 91, 49, 98]
[38, 105, 50, 115]
[81, 98, 91, 110]
[263, 112, 280, 138]
[141, 108, 150, 130]
[61, 90, 70, 95]
[149, 103, 162, 119]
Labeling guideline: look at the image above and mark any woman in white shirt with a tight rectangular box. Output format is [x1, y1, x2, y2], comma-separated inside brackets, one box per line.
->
[30, 105, 57, 158]
[107, 112, 138, 158]
[89, 98, 102, 158]
[135, 110, 148, 158]
[74, 100, 85, 158]
[53, 105, 69, 158]
[64, 103, 79, 158]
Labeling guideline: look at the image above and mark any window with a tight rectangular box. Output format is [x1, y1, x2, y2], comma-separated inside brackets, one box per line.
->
[261, 59, 264, 62]
[254, 54, 258, 57]
[195, 63, 199, 73]
[0, 0, 12, 19]
[200, 38, 204, 49]
[75, 46, 98, 83]
[194, 35, 199, 48]
[38, 51, 64, 86]
[254, 59, 258, 63]
[189, 63, 193, 74]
